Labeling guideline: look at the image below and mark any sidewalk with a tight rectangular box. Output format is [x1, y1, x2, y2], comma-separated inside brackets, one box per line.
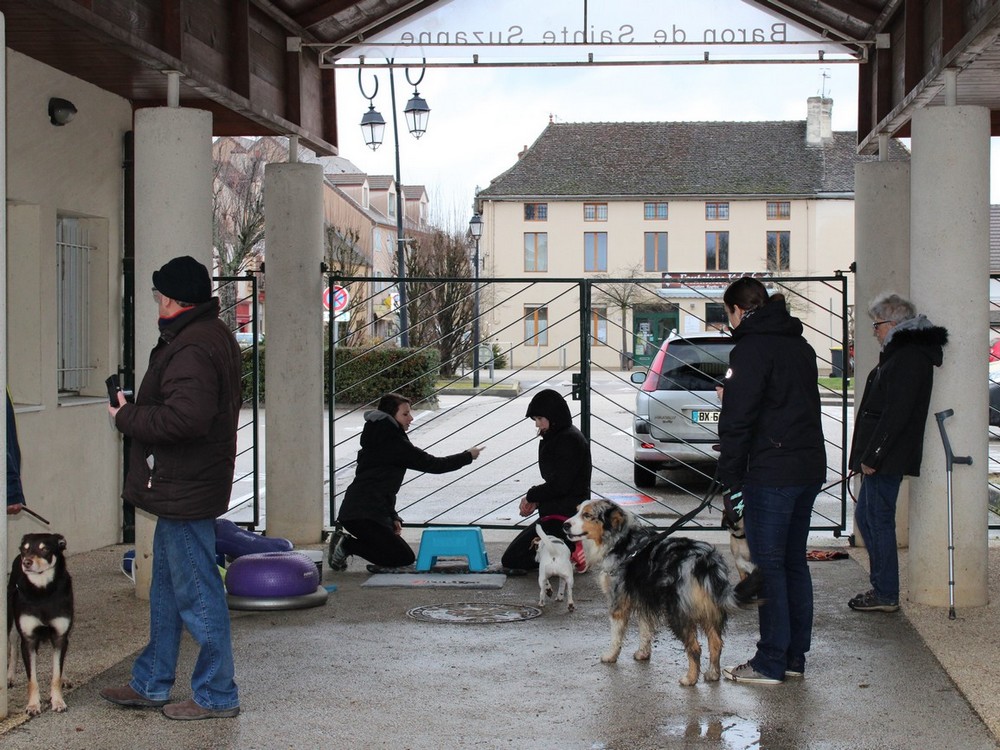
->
[2, 533, 998, 749]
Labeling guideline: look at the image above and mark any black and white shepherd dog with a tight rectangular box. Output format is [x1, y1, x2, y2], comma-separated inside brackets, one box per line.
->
[564, 499, 762, 686]
[7, 533, 74, 715]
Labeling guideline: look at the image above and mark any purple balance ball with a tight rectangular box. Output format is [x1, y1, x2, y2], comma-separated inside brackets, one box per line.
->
[224, 552, 319, 598]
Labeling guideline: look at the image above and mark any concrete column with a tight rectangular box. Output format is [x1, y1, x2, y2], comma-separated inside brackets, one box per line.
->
[909, 105, 990, 608]
[263, 162, 325, 543]
[853, 161, 911, 545]
[133, 107, 214, 599]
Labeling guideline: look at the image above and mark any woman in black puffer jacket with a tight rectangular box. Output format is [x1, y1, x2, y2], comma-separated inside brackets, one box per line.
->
[330, 393, 483, 570]
[717, 277, 826, 685]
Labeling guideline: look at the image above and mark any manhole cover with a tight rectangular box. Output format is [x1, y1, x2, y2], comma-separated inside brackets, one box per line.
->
[407, 602, 542, 624]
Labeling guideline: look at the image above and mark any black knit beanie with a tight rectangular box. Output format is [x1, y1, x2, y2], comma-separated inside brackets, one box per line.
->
[152, 256, 212, 304]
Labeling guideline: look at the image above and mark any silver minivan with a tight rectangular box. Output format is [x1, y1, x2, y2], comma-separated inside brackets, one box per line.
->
[629, 331, 734, 487]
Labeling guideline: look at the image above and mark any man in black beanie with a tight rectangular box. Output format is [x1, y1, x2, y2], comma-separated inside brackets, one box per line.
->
[101, 255, 242, 720]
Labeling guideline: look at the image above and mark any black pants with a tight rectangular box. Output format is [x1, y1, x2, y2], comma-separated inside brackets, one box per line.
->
[501, 516, 573, 570]
[340, 519, 416, 568]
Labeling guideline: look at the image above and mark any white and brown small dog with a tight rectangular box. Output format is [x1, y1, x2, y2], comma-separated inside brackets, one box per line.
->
[7, 533, 74, 715]
[564, 499, 762, 686]
[532, 524, 575, 612]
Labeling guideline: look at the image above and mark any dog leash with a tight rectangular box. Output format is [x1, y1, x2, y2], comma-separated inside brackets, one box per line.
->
[17, 505, 51, 526]
[621, 479, 723, 563]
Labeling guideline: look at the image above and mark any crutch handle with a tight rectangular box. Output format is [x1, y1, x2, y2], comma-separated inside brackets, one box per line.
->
[935, 409, 973, 468]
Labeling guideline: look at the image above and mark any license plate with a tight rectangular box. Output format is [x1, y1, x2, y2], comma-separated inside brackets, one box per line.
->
[692, 410, 720, 424]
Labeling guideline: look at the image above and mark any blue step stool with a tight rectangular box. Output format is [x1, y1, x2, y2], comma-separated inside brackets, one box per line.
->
[415, 527, 489, 572]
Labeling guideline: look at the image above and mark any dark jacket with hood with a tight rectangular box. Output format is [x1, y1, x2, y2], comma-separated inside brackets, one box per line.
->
[117, 298, 242, 520]
[849, 316, 948, 476]
[717, 298, 826, 489]
[524, 389, 591, 517]
[6, 390, 25, 506]
[338, 409, 473, 529]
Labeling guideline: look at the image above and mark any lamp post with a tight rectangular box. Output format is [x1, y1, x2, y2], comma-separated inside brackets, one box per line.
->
[359, 59, 430, 347]
[469, 212, 484, 388]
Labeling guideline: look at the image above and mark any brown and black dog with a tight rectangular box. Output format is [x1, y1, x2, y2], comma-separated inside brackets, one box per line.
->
[564, 499, 761, 686]
[7, 533, 74, 715]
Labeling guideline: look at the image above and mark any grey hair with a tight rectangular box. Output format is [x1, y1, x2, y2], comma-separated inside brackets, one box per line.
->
[868, 293, 916, 324]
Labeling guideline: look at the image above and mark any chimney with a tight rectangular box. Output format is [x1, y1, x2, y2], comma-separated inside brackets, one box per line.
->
[806, 96, 833, 146]
[517, 144, 528, 160]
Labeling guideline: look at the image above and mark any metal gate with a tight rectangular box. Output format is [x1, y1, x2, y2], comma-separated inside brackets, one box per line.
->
[325, 272, 852, 538]
[215, 274, 262, 529]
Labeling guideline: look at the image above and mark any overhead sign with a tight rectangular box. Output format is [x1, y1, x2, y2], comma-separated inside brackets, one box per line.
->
[323, 285, 349, 313]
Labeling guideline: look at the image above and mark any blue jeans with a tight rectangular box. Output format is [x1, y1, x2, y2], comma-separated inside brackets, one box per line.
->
[130, 518, 239, 710]
[743, 483, 820, 680]
[853, 474, 903, 603]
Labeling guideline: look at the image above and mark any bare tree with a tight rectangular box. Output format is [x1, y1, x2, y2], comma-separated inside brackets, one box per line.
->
[325, 225, 370, 346]
[212, 137, 284, 330]
[402, 228, 475, 376]
[593, 264, 661, 368]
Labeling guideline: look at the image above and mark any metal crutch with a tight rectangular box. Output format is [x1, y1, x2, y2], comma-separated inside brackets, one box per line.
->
[934, 409, 973, 620]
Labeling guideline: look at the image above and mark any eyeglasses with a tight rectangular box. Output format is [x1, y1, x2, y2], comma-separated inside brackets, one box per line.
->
[151, 287, 162, 303]
[872, 320, 891, 331]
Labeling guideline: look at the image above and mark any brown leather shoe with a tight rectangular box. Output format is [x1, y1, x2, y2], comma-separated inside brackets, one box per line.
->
[162, 698, 240, 720]
[100, 685, 168, 708]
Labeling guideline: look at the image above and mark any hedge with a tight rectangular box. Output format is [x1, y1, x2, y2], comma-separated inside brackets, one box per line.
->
[241, 344, 440, 407]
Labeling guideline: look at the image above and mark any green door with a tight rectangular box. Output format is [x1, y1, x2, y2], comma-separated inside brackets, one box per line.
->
[632, 310, 679, 368]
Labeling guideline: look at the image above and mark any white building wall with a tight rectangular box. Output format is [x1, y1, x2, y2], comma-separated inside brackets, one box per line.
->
[484, 195, 855, 370]
[5, 50, 132, 557]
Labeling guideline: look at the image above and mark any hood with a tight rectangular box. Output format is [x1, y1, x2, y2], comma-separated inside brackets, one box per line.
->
[364, 409, 401, 428]
[524, 389, 573, 432]
[883, 318, 949, 367]
[731, 297, 803, 340]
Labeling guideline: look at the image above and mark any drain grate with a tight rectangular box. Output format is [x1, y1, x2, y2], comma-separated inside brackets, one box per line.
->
[407, 602, 542, 624]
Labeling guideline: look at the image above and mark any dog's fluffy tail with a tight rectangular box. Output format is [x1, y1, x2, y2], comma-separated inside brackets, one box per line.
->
[732, 566, 765, 608]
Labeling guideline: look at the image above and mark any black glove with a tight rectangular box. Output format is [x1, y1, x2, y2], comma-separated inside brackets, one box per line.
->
[721, 485, 744, 530]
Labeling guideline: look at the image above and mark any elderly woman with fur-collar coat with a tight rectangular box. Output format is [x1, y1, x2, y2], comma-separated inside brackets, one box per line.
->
[847, 293, 948, 614]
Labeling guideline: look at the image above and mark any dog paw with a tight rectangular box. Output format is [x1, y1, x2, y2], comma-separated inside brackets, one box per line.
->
[568, 602, 575, 612]
[61, 678, 73, 689]
[25, 703, 42, 716]
[51, 699, 68, 712]
[678, 675, 698, 687]
[633, 649, 651, 661]
[600, 652, 619, 664]
[704, 668, 720, 682]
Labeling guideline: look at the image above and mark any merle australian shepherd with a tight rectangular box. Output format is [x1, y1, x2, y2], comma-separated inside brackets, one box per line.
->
[7, 533, 74, 715]
[564, 499, 762, 686]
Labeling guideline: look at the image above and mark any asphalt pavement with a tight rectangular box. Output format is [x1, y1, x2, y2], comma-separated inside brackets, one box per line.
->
[1, 532, 998, 750]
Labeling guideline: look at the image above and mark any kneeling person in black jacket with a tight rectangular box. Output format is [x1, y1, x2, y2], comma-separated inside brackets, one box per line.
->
[330, 393, 483, 571]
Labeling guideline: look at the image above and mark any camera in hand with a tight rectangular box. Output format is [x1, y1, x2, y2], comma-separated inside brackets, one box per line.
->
[105, 374, 121, 406]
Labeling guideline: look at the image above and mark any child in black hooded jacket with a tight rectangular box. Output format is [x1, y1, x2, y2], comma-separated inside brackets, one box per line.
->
[501, 388, 592, 571]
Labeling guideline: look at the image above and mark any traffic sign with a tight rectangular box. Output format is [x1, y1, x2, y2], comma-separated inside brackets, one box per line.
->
[323, 285, 349, 312]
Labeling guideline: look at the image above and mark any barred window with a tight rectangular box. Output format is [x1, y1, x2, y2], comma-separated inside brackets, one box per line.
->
[767, 201, 791, 219]
[56, 217, 93, 393]
[524, 203, 548, 221]
[644, 202, 668, 220]
[705, 202, 729, 220]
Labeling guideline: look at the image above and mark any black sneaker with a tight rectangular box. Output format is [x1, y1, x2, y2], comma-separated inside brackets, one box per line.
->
[848, 589, 899, 612]
[327, 526, 354, 571]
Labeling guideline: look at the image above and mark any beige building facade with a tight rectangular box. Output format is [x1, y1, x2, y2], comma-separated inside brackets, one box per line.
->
[478, 100, 908, 371]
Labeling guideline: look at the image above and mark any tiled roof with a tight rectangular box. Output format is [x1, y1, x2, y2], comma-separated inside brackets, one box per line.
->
[367, 175, 395, 190]
[326, 173, 367, 186]
[479, 121, 910, 199]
